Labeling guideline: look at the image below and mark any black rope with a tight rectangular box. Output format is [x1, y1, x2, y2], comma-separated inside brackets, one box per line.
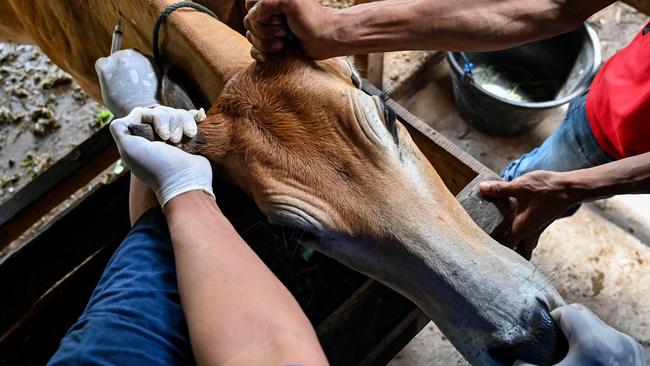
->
[152, 2, 219, 71]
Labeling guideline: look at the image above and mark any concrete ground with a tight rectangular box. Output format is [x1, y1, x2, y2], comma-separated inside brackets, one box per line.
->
[387, 3, 650, 365]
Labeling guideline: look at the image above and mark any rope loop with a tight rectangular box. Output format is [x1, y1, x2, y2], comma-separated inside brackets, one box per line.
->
[153, 2, 219, 71]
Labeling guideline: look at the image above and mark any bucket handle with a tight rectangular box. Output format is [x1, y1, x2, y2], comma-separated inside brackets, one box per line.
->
[460, 52, 474, 82]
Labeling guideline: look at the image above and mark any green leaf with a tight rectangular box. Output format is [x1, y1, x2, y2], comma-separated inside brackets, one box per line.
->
[97, 109, 114, 128]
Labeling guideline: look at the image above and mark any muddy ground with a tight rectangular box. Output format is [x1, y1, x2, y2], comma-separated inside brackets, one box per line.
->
[0, 44, 104, 201]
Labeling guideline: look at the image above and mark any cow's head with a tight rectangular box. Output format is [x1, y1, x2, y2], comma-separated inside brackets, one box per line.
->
[193, 52, 566, 365]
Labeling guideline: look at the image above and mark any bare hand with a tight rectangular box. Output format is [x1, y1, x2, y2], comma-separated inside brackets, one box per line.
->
[244, 0, 337, 61]
[479, 171, 577, 259]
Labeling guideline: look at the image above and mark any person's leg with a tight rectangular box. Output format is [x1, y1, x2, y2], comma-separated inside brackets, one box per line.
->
[47, 207, 193, 366]
[500, 93, 614, 181]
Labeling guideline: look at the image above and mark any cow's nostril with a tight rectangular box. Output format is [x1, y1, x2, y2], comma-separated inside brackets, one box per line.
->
[489, 303, 568, 365]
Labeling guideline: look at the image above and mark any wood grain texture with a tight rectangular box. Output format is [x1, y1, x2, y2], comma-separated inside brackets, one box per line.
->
[0, 128, 119, 250]
[0, 175, 131, 344]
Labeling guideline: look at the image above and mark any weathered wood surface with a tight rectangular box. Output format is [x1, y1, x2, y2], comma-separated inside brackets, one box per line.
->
[352, 0, 385, 89]
[0, 127, 118, 250]
[0, 174, 131, 364]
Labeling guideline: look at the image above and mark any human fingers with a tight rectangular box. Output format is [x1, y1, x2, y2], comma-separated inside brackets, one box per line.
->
[516, 230, 542, 260]
[551, 304, 601, 344]
[244, 14, 288, 40]
[492, 214, 520, 250]
[245, 0, 258, 11]
[109, 115, 132, 145]
[145, 108, 172, 141]
[95, 56, 109, 75]
[479, 180, 521, 198]
[168, 111, 184, 144]
[191, 108, 206, 123]
[246, 30, 284, 53]
[109, 108, 149, 150]
[248, 0, 285, 22]
[250, 46, 267, 63]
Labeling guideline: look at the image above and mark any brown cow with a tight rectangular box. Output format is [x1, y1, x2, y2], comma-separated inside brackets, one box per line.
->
[0, 1, 565, 364]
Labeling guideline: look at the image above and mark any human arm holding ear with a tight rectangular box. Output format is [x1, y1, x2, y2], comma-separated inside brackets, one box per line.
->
[243, 0, 615, 61]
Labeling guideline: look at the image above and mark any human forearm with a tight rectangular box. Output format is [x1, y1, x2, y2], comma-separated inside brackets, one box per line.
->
[326, 0, 612, 54]
[479, 153, 650, 258]
[559, 152, 650, 203]
[164, 191, 327, 366]
[245, 0, 613, 61]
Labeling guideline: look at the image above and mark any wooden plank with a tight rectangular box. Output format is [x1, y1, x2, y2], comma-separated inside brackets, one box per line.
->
[0, 175, 131, 337]
[366, 53, 385, 90]
[317, 280, 424, 366]
[0, 247, 115, 365]
[0, 127, 119, 250]
[355, 53, 385, 90]
[457, 172, 514, 238]
[352, 0, 384, 89]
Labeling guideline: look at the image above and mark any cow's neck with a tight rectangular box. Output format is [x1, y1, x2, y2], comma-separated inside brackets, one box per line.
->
[317, 206, 541, 362]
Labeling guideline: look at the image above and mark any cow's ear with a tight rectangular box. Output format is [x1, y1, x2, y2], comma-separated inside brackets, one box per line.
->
[190, 112, 233, 163]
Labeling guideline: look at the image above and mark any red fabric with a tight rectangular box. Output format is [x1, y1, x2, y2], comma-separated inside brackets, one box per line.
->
[586, 22, 650, 160]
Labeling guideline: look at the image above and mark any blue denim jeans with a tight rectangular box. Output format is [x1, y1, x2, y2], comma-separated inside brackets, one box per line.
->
[48, 208, 194, 366]
[501, 94, 614, 181]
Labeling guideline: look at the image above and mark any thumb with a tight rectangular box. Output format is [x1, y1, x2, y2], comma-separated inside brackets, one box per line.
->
[550, 304, 595, 344]
[252, 0, 285, 22]
[191, 108, 207, 122]
[95, 56, 109, 74]
[109, 108, 145, 146]
[479, 180, 518, 198]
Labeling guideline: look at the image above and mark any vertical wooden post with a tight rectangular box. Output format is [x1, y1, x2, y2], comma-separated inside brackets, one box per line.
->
[352, 0, 384, 89]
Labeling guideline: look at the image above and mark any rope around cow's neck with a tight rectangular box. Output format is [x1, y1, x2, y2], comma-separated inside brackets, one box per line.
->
[152, 2, 219, 72]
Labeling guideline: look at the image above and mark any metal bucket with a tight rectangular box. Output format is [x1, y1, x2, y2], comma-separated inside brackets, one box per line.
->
[447, 23, 601, 136]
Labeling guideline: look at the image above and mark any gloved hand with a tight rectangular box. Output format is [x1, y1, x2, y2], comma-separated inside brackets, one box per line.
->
[515, 304, 645, 366]
[95, 49, 161, 118]
[110, 106, 213, 206]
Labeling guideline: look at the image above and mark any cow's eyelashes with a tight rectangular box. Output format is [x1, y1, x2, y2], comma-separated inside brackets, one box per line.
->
[378, 96, 397, 125]
[384, 106, 397, 125]
[351, 71, 362, 88]
[377, 97, 398, 144]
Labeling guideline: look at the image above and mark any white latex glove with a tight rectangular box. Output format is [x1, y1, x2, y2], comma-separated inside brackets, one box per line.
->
[515, 304, 645, 366]
[134, 105, 206, 144]
[95, 49, 160, 118]
[110, 106, 213, 206]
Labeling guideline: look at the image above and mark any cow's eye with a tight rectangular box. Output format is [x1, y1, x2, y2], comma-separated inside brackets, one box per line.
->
[383, 104, 396, 125]
[379, 92, 397, 125]
[346, 58, 363, 88]
[377, 96, 398, 143]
